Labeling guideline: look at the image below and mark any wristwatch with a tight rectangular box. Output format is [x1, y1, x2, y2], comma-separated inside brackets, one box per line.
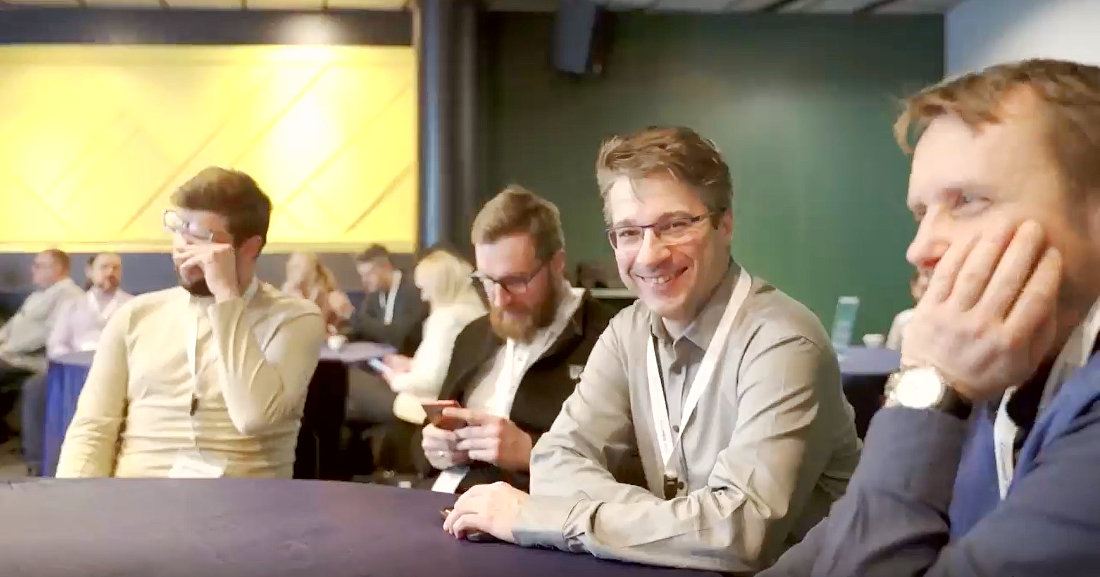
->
[885, 366, 972, 420]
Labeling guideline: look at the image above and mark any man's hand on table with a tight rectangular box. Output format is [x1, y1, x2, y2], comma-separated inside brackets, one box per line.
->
[444, 482, 527, 543]
[448, 408, 534, 472]
[902, 219, 1063, 402]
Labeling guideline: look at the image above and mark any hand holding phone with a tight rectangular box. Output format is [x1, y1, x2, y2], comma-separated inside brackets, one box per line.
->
[422, 400, 467, 431]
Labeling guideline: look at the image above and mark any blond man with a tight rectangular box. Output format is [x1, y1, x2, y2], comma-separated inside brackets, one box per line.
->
[443, 128, 862, 572]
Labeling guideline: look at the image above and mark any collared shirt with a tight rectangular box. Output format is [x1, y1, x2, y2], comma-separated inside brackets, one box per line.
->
[0, 277, 84, 370]
[47, 289, 134, 358]
[464, 285, 585, 416]
[513, 262, 862, 573]
[378, 271, 403, 326]
[56, 281, 325, 479]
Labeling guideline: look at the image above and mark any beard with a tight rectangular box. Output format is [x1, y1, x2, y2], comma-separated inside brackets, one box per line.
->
[489, 279, 562, 343]
[178, 271, 213, 297]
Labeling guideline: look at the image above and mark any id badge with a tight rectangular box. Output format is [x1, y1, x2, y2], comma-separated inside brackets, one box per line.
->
[169, 450, 228, 479]
[431, 466, 469, 494]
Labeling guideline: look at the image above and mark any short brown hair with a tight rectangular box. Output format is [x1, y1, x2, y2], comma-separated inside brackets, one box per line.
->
[356, 244, 393, 266]
[41, 248, 70, 272]
[471, 185, 564, 261]
[170, 167, 272, 247]
[895, 59, 1100, 197]
[595, 126, 733, 224]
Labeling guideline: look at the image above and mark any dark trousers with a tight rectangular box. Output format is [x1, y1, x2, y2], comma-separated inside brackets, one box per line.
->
[344, 369, 420, 475]
[20, 373, 48, 474]
[0, 360, 33, 443]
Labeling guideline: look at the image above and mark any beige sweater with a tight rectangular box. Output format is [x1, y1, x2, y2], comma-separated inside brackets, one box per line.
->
[56, 281, 325, 479]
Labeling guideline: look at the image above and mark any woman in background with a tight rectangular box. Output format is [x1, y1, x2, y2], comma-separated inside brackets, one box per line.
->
[382, 249, 486, 401]
[282, 252, 354, 333]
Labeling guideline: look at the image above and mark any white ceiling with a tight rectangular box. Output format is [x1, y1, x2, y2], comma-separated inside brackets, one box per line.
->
[2, 0, 965, 14]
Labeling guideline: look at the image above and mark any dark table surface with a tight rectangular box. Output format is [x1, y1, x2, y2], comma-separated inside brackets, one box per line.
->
[838, 346, 900, 439]
[0, 479, 716, 577]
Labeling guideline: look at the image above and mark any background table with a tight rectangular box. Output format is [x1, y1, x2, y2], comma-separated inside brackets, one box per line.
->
[41, 343, 393, 479]
[839, 346, 900, 438]
[0, 480, 716, 577]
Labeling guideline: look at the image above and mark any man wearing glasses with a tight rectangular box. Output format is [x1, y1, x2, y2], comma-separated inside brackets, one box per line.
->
[416, 185, 615, 494]
[56, 167, 325, 478]
[442, 127, 861, 572]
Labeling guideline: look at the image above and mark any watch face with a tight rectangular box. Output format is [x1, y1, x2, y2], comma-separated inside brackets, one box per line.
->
[894, 367, 946, 408]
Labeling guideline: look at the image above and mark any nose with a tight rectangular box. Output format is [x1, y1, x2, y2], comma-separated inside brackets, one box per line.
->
[906, 209, 951, 272]
[633, 229, 671, 270]
[490, 284, 512, 309]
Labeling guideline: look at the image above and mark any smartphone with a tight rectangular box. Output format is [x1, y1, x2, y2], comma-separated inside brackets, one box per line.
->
[422, 400, 466, 430]
[367, 357, 392, 377]
[440, 508, 500, 543]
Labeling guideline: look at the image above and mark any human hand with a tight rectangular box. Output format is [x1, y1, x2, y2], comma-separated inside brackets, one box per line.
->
[422, 423, 469, 470]
[384, 354, 413, 374]
[902, 220, 1062, 402]
[443, 481, 526, 543]
[449, 408, 534, 472]
[175, 243, 240, 302]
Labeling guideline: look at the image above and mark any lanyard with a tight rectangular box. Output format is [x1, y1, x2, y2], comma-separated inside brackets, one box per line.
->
[380, 271, 401, 326]
[993, 298, 1100, 498]
[646, 269, 752, 483]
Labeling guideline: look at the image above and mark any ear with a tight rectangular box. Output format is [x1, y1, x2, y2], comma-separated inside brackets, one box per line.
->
[550, 250, 566, 277]
[716, 210, 734, 242]
[238, 236, 264, 260]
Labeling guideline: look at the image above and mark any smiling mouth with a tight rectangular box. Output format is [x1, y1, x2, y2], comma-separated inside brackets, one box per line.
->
[635, 268, 687, 286]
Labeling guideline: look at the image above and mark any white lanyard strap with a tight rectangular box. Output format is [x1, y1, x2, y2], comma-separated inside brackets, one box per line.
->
[646, 269, 752, 476]
[382, 271, 401, 326]
[88, 290, 119, 322]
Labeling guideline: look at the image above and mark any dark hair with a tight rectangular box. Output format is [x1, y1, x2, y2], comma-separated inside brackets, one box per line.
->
[170, 167, 272, 248]
[356, 244, 393, 266]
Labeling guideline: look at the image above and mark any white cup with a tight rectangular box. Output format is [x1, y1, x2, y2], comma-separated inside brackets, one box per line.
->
[862, 333, 885, 348]
[327, 334, 348, 351]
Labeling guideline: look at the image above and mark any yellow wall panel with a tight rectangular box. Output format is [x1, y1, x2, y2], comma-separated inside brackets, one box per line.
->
[0, 45, 417, 253]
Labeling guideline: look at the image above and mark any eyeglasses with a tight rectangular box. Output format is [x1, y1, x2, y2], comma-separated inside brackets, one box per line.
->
[471, 261, 547, 296]
[163, 209, 214, 244]
[606, 212, 715, 251]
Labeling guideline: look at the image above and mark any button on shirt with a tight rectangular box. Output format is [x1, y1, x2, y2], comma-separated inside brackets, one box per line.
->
[513, 262, 863, 573]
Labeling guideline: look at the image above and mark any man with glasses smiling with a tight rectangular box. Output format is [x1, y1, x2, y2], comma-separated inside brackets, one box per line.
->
[414, 185, 615, 494]
[443, 127, 861, 572]
[56, 167, 325, 478]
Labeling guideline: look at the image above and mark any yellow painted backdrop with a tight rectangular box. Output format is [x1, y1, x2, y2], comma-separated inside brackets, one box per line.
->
[0, 45, 417, 253]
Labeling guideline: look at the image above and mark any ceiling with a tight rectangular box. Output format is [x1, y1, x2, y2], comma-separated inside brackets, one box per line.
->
[0, 0, 966, 15]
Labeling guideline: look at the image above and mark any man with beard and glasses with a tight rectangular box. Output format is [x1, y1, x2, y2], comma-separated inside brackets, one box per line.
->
[415, 185, 615, 494]
[442, 127, 861, 573]
[56, 167, 325, 478]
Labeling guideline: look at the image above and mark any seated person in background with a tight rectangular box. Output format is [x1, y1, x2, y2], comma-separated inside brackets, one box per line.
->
[0, 249, 83, 442]
[47, 252, 132, 357]
[760, 58, 1100, 577]
[444, 127, 862, 573]
[22, 252, 132, 475]
[343, 248, 486, 426]
[349, 244, 428, 354]
[419, 185, 614, 494]
[383, 249, 486, 399]
[56, 167, 325, 478]
[884, 268, 929, 350]
[282, 251, 354, 333]
[0, 249, 83, 374]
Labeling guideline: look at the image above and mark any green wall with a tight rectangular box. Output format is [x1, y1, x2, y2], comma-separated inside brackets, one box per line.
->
[483, 13, 943, 338]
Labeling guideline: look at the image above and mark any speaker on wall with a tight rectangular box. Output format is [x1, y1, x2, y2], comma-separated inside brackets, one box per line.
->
[552, 0, 613, 77]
